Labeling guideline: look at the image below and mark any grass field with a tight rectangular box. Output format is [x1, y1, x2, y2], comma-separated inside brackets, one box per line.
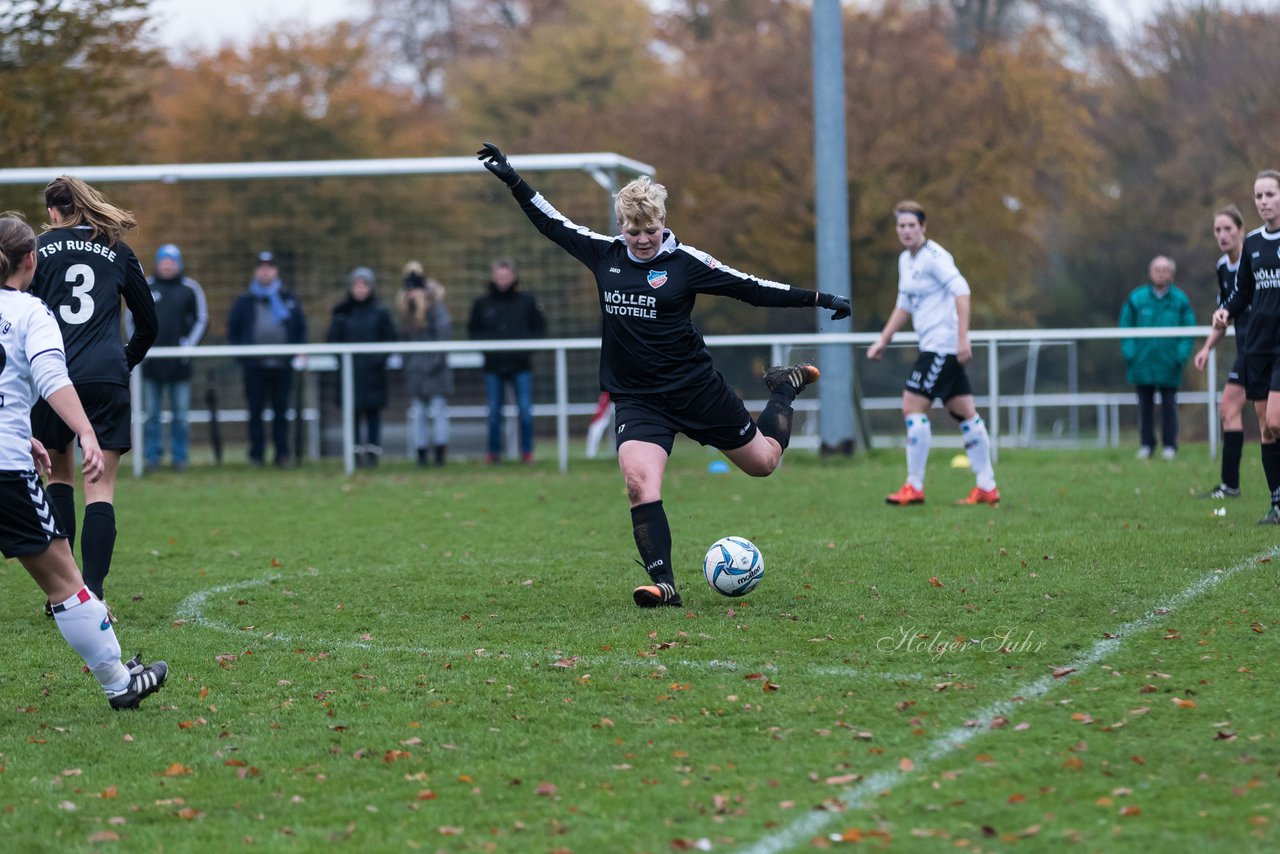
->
[0, 444, 1277, 852]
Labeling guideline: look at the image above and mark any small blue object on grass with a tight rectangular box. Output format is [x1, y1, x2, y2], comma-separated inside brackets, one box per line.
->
[708, 460, 730, 474]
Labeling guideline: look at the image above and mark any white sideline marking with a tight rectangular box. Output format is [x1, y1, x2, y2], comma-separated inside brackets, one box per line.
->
[739, 547, 1279, 854]
[175, 575, 920, 684]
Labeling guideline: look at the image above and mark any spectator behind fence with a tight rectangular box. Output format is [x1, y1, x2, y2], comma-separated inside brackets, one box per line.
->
[138, 244, 208, 471]
[468, 258, 546, 464]
[397, 261, 453, 467]
[327, 266, 398, 468]
[228, 251, 307, 468]
[1120, 255, 1195, 461]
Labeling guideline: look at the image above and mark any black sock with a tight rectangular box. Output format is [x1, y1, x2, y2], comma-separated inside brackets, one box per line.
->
[1222, 430, 1244, 490]
[46, 482, 76, 554]
[631, 500, 674, 585]
[757, 384, 798, 451]
[81, 502, 117, 600]
[1262, 443, 1280, 507]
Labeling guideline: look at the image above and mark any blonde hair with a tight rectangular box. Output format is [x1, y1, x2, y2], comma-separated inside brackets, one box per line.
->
[0, 211, 36, 285]
[615, 176, 667, 229]
[397, 277, 445, 327]
[44, 175, 137, 245]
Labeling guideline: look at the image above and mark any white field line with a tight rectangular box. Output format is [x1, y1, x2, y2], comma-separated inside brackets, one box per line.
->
[174, 575, 920, 681]
[739, 546, 1280, 854]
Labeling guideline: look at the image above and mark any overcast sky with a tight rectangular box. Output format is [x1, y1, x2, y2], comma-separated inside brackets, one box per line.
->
[149, 0, 1271, 52]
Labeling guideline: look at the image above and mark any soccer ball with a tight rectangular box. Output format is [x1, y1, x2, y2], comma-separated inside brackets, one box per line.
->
[703, 536, 764, 597]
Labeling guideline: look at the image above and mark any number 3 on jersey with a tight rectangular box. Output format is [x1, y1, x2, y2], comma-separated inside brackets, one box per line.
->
[59, 263, 95, 325]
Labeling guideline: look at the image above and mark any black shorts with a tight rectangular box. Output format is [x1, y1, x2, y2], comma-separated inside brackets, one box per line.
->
[0, 471, 65, 559]
[1227, 348, 1246, 388]
[904, 352, 973, 403]
[612, 371, 757, 455]
[1240, 353, 1280, 401]
[31, 382, 132, 454]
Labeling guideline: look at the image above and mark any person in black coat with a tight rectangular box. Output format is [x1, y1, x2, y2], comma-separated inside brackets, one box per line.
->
[327, 267, 398, 467]
[227, 251, 308, 467]
[467, 258, 547, 463]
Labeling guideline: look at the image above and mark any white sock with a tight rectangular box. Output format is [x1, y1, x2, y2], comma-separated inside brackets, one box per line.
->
[961, 415, 997, 491]
[51, 588, 129, 694]
[905, 414, 931, 489]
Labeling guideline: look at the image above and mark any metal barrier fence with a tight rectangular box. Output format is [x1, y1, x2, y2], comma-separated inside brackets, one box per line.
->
[131, 326, 1224, 476]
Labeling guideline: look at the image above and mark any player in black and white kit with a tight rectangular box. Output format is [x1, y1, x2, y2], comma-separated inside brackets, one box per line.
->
[868, 200, 999, 507]
[1215, 170, 1280, 525]
[1193, 205, 1249, 499]
[477, 143, 850, 608]
[0, 212, 166, 709]
[29, 176, 157, 607]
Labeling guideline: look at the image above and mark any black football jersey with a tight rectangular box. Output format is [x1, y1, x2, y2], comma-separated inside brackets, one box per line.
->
[510, 180, 816, 394]
[32, 226, 156, 386]
[1216, 253, 1249, 343]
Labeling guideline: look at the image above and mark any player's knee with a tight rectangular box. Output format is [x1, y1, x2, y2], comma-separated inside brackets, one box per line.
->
[624, 473, 654, 504]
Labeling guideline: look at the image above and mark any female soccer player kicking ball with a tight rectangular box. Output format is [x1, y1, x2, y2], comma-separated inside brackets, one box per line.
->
[477, 143, 850, 607]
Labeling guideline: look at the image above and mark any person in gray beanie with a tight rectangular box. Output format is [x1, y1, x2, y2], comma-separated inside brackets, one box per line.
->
[326, 267, 398, 467]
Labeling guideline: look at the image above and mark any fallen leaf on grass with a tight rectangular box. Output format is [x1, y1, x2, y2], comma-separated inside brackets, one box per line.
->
[100, 785, 117, 799]
[1215, 731, 1237, 741]
[176, 807, 204, 820]
[535, 782, 558, 797]
[1120, 805, 1141, 817]
[87, 832, 120, 842]
[898, 758, 915, 772]
[161, 764, 192, 777]
[1052, 667, 1076, 678]
[927, 576, 944, 587]
[825, 774, 860, 785]
[1171, 697, 1197, 709]
[1062, 756, 1084, 771]
[438, 826, 463, 836]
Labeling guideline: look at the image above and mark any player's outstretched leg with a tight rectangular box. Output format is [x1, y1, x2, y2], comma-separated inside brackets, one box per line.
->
[758, 362, 820, 452]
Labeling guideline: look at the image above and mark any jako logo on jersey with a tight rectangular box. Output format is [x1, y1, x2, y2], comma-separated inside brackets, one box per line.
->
[647, 270, 668, 289]
[609, 267, 622, 274]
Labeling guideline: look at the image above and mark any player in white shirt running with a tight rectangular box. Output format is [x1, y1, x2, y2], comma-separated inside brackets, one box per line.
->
[867, 200, 999, 506]
[0, 212, 167, 710]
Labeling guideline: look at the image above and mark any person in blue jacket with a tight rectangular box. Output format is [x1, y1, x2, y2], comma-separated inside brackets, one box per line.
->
[1120, 255, 1196, 460]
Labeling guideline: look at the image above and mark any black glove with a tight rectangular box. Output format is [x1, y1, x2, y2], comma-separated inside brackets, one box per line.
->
[476, 142, 520, 188]
[817, 292, 852, 321]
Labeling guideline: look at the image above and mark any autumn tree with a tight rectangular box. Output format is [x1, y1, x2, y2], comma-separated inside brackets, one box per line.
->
[136, 23, 457, 330]
[0, 0, 159, 167]
[1051, 4, 1280, 327]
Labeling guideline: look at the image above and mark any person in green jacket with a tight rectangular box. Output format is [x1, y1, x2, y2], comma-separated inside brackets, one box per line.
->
[1120, 255, 1197, 460]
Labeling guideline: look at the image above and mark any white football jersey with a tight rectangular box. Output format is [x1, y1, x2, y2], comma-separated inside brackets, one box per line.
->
[895, 240, 971, 354]
[0, 288, 69, 470]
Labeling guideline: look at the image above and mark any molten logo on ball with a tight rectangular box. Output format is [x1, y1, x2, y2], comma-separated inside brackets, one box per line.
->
[703, 536, 764, 597]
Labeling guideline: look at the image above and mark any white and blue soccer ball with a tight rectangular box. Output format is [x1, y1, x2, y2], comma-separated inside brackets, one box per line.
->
[703, 536, 764, 597]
